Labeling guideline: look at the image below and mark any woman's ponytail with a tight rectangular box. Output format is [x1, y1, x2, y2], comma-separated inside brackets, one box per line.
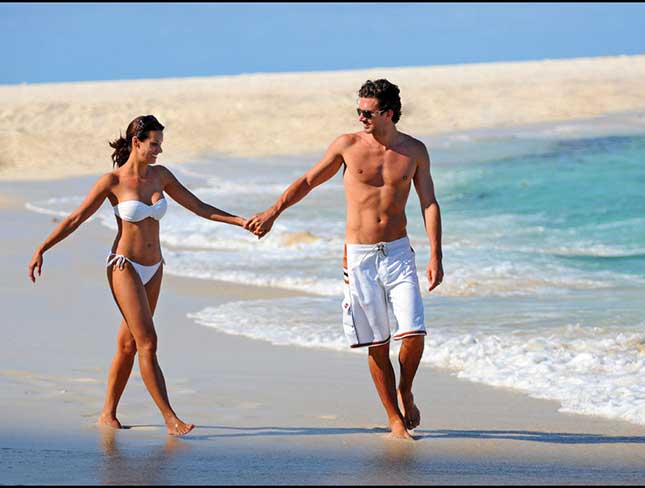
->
[109, 135, 131, 167]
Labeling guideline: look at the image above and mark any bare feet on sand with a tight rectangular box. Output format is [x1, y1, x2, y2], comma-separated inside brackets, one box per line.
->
[97, 413, 122, 429]
[166, 417, 195, 436]
[388, 416, 414, 440]
[397, 389, 421, 430]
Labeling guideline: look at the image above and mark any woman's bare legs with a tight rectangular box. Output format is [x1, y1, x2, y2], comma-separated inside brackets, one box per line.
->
[102, 263, 194, 436]
[98, 265, 163, 429]
[97, 319, 137, 428]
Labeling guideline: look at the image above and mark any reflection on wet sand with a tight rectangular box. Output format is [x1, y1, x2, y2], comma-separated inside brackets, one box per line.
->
[98, 426, 191, 485]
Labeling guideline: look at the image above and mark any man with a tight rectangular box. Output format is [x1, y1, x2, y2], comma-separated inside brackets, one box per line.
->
[246, 79, 443, 440]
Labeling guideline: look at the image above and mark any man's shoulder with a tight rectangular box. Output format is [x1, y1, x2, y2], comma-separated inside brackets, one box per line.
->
[398, 132, 428, 153]
[332, 132, 362, 149]
[394, 133, 429, 166]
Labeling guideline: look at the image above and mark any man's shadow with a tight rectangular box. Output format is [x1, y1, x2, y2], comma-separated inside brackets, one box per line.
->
[413, 429, 645, 444]
[132, 425, 645, 444]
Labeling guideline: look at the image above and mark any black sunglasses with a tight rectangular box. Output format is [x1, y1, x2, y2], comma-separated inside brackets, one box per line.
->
[356, 108, 388, 119]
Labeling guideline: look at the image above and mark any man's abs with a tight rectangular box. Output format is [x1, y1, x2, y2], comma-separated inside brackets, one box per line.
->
[344, 187, 411, 244]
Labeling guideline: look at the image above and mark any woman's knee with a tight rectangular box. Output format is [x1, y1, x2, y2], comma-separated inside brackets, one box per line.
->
[136, 334, 158, 356]
[118, 338, 138, 357]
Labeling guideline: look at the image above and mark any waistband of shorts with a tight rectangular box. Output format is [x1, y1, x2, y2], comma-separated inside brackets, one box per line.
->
[345, 236, 410, 254]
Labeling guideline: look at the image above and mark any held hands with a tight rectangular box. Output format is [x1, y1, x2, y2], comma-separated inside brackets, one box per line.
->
[28, 250, 43, 283]
[244, 207, 278, 239]
[427, 255, 444, 292]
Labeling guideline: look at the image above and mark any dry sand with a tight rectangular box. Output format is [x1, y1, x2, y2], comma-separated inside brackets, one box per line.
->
[1, 55, 645, 181]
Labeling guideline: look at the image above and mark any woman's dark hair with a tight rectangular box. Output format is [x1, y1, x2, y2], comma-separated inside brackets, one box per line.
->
[358, 79, 402, 124]
[109, 115, 165, 167]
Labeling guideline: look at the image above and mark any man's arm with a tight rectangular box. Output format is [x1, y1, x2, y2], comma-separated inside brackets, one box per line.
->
[413, 143, 444, 292]
[245, 135, 348, 237]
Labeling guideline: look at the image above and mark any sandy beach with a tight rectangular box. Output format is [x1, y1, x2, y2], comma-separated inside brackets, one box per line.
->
[2, 56, 645, 485]
[1, 55, 645, 181]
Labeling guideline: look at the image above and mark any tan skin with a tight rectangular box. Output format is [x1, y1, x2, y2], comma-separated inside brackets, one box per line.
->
[246, 97, 444, 440]
[28, 130, 248, 436]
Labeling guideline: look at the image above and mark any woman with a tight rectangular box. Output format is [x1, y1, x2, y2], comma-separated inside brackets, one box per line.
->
[28, 115, 249, 436]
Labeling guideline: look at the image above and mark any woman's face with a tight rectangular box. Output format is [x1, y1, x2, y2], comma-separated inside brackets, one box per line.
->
[134, 130, 163, 165]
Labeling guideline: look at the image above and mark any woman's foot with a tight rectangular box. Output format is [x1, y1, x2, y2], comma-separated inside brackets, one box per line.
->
[388, 416, 414, 440]
[97, 412, 122, 429]
[166, 417, 195, 436]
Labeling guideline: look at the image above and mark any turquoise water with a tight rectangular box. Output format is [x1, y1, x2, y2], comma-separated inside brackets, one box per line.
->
[435, 135, 645, 269]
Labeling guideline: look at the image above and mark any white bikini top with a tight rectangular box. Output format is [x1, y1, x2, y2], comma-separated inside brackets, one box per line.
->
[113, 197, 167, 222]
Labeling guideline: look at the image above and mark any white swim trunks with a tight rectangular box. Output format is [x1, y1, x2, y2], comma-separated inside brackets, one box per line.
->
[342, 236, 426, 348]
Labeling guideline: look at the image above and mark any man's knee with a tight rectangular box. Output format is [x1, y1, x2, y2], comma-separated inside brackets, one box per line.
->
[401, 335, 425, 351]
[368, 341, 390, 360]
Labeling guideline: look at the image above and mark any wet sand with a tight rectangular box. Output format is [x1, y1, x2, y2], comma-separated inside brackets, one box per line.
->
[2, 174, 645, 485]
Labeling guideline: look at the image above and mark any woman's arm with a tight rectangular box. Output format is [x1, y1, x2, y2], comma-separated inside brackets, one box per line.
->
[158, 166, 247, 227]
[28, 173, 114, 283]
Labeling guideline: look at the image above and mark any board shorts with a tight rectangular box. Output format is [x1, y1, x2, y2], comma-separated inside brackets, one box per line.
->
[342, 236, 426, 348]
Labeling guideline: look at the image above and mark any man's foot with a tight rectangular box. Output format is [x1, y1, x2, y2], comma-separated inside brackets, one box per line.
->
[166, 417, 195, 436]
[97, 412, 122, 429]
[388, 416, 414, 440]
[397, 389, 421, 430]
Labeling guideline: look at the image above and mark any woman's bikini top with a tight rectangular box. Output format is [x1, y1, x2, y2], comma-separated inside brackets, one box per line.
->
[113, 197, 167, 222]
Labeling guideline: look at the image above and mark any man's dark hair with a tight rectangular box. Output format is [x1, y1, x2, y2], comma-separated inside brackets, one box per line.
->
[358, 79, 402, 124]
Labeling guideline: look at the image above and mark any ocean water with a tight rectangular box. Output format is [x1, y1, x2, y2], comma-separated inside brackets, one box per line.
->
[27, 122, 645, 426]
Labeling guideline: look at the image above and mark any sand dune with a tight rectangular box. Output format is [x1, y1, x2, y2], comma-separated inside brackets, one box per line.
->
[1, 55, 645, 180]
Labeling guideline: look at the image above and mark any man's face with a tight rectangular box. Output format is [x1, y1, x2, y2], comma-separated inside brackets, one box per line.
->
[357, 97, 389, 133]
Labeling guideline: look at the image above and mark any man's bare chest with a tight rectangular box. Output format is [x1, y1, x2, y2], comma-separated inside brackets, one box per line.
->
[343, 150, 416, 187]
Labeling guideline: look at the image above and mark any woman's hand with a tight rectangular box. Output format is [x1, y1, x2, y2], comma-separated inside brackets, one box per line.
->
[245, 207, 279, 239]
[28, 249, 43, 283]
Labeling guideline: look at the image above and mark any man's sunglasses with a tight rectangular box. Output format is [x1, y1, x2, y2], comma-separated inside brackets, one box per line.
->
[356, 108, 388, 119]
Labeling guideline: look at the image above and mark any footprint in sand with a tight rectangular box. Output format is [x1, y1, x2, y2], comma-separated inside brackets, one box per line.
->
[318, 415, 337, 420]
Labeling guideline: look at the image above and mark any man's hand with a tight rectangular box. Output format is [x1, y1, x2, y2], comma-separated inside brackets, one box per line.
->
[244, 207, 279, 239]
[427, 255, 444, 292]
[28, 250, 43, 283]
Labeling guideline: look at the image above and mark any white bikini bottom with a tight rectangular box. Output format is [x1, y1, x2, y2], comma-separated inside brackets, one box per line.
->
[106, 253, 163, 285]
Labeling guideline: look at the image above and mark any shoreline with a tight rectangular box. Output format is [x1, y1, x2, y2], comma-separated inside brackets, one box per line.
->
[2, 171, 645, 484]
[1, 108, 644, 186]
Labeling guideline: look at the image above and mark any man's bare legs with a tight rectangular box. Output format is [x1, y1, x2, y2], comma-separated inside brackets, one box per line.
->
[367, 342, 413, 440]
[103, 264, 194, 436]
[397, 335, 424, 430]
[98, 266, 163, 429]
